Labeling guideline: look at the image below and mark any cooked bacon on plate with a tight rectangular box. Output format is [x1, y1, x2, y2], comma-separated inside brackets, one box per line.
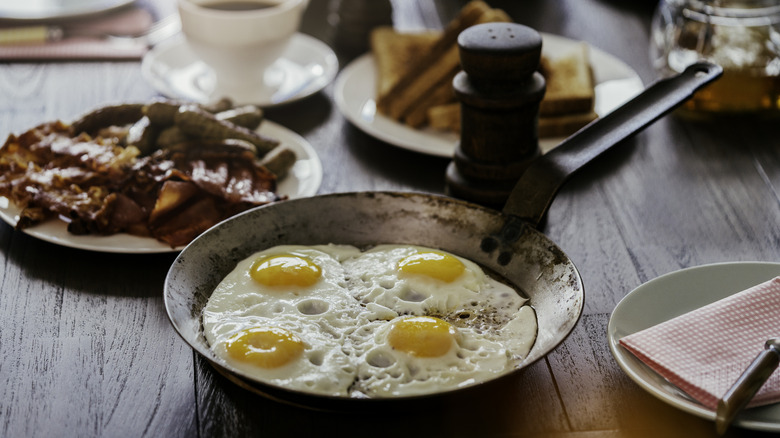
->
[0, 99, 291, 248]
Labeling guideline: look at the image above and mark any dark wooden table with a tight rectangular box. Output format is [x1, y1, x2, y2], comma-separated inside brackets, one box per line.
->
[1, 0, 779, 437]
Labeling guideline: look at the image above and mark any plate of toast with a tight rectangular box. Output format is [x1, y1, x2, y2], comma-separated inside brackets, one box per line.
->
[334, 1, 644, 157]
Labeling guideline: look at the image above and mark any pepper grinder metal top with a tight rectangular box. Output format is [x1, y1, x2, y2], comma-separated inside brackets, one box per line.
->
[445, 22, 546, 206]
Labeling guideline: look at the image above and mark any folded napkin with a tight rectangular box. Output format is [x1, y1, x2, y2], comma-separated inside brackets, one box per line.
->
[0, 7, 153, 61]
[619, 276, 780, 410]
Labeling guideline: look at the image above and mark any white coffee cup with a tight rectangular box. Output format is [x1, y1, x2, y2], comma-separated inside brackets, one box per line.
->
[177, 0, 309, 100]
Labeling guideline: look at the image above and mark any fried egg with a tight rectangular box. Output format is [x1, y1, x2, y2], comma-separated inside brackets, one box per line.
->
[342, 245, 485, 316]
[203, 245, 362, 395]
[203, 243, 538, 398]
[349, 315, 512, 397]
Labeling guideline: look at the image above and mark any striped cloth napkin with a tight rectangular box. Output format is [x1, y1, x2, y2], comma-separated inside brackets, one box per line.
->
[0, 7, 153, 61]
[619, 276, 780, 410]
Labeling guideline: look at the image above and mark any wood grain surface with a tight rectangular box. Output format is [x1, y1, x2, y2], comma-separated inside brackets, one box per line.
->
[0, 0, 778, 437]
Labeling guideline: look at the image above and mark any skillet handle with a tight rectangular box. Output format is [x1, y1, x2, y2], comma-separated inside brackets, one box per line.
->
[501, 62, 722, 228]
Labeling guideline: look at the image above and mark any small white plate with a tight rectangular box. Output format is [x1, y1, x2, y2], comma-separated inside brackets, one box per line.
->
[141, 33, 338, 107]
[608, 261, 780, 432]
[334, 33, 644, 157]
[0, 120, 322, 254]
[0, 0, 133, 21]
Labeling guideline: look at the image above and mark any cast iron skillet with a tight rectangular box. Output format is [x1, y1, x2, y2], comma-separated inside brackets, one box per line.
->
[164, 62, 722, 411]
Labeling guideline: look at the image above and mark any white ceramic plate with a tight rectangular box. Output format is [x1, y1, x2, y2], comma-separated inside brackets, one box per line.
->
[334, 32, 644, 157]
[0, 0, 133, 21]
[608, 261, 780, 432]
[141, 33, 338, 108]
[0, 120, 322, 254]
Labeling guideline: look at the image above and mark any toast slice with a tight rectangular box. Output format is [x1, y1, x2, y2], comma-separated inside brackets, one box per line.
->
[427, 102, 460, 131]
[404, 81, 456, 127]
[539, 42, 595, 116]
[426, 42, 597, 138]
[376, 1, 511, 121]
[372, 2, 596, 140]
[370, 27, 441, 98]
[428, 102, 598, 139]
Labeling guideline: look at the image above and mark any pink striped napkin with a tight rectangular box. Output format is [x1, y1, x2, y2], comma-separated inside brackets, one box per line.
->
[0, 7, 153, 61]
[619, 276, 780, 410]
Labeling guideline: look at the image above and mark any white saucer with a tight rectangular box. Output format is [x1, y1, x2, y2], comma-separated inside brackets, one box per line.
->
[334, 33, 644, 157]
[141, 33, 338, 107]
[608, 261, 780, 432]
[0, 0, 133, 21]
[0, 120, 323, 254]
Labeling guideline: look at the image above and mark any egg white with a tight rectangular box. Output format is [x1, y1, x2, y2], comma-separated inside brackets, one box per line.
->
[348, 317, 512, 397]
[204, 245, 363, 330]
[209, 315, 357, 396]
[342, 244, 486, 316]
[203, 245, 363, 395]
[203, 243, 538, 398]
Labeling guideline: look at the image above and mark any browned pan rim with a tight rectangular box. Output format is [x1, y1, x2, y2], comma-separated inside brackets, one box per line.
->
[164, 190, 584, 411]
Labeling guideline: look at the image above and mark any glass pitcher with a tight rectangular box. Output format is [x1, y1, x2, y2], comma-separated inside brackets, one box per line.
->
[651, 0, 780, 115]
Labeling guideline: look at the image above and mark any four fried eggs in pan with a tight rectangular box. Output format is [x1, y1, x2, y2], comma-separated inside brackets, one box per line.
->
[202, 244, 538, 398]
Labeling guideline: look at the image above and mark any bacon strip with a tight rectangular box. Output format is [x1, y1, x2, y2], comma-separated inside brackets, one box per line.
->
[0, 121, 280, 247]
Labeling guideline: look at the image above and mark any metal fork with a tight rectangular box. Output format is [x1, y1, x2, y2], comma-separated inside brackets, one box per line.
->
[715, 338, 780, 435]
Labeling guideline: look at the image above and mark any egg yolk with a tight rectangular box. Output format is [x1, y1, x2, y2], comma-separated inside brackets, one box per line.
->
[225, 327, 305, 369]
[250, 254, 322, 287]
[397, 251, 465, 282]
[387, 316, 456, 357]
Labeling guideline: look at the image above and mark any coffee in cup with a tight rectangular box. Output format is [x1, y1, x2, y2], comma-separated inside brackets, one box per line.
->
[177, 0, 309, 101]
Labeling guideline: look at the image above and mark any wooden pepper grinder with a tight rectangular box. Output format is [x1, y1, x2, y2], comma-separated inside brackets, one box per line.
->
[445, 22, 546, 206]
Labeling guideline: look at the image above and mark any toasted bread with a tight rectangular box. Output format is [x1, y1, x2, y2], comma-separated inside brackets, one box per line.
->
[428, 103, 598, 139]
[426, 43, 597, 139]
[373, 2, 596, 140]
[375, 1, 511, 121]
[404, 81, 456, 127]
[427, 102, 461, 131]
[370, 27, 440, 98]
[539, 42, 595, 116]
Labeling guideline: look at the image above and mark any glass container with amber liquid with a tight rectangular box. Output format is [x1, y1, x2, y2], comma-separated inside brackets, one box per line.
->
[651, 0, 780, 116]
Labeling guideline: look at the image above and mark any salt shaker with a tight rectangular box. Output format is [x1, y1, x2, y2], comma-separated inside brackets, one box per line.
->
[445, 22, 546, 206]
